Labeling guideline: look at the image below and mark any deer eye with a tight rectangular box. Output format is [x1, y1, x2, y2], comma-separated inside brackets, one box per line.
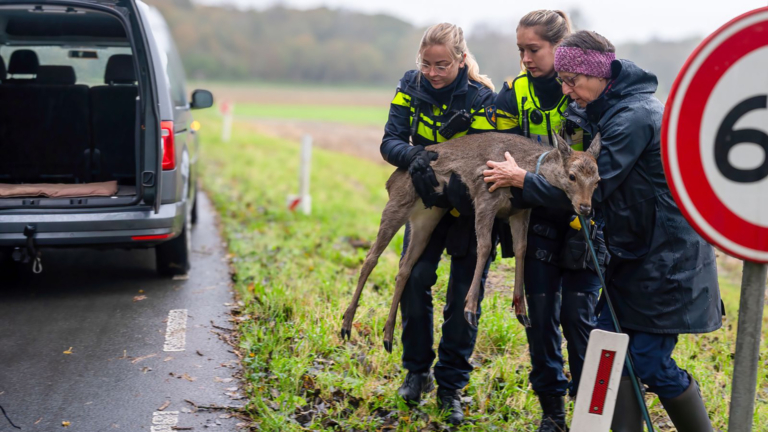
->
[569, 174, 576, 181]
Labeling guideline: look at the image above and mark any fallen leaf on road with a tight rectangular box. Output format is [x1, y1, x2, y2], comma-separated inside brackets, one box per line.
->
[62, 420, 71, 427]
[133, 295, 147, 302]
[131, 353, 157, 364]
[158, 401, 171, 411]
[214, 377, 233, 383]
[63, 347, 73, 355]
[139, 289, 144, 293]
[196, 350, 204, 356]
[180, 373, 196, 382]
[141, 367, 152, 373]
[35, 418, 42, 424]
[118, 350, 128, 359]
[164, 356, 173, 362]
[172, 274, 189, 281]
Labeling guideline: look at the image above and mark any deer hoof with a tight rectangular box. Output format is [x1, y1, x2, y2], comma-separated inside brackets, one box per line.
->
[464, 311, 478, 328]
[516, 314, 532, 328]
[383, 340, 393, 353]
[340, 327, 351, 340]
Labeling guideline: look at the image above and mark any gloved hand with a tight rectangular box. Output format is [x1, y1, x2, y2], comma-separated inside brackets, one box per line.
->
[407, 146, 440, 208]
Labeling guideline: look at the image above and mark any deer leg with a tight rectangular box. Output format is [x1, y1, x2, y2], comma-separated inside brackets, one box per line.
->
[341, 196, 416, 340]
[510, 209, 532, 328]
[382, 206, 447, 353]
[463, 206, 497, 328]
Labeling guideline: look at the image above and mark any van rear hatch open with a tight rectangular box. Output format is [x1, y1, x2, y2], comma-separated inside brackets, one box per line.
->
[0, 0, 162, 211]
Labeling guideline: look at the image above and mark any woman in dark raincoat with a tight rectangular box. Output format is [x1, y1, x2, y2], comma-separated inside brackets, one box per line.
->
[483, 30, 723, 432]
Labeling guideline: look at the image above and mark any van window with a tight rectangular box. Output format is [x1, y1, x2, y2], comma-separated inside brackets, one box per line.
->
[145, 6, 188, 107]
[0, 46, 133, 86]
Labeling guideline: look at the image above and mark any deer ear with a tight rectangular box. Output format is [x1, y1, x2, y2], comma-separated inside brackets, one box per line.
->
[555, 134, 572, 164]
[587, 133, 602, 159]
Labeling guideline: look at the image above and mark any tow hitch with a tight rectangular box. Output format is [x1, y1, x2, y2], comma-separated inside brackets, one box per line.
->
[12, 225, 43, 273]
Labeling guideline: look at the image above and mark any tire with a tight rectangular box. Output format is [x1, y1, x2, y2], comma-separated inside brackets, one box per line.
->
[156, 205, 192, 276]
[190, 185, 199, 225]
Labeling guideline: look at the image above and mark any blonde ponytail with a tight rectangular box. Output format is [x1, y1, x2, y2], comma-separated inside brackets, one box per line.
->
[417, 23, 495, 91]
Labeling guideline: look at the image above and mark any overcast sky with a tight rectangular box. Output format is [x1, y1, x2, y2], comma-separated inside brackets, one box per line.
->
[192, 0, 768, 43]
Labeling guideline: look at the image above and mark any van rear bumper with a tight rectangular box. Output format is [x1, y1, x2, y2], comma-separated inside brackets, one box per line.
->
[0, 202, 186, 247]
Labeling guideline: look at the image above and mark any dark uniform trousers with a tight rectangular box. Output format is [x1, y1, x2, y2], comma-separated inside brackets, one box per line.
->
[400, 212, 494, 390]
[524, 232, 601, 397]
[596, 301, 690, 399]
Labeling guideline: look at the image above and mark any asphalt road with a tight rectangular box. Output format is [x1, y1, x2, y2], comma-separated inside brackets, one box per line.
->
[0, 194, 245, 431]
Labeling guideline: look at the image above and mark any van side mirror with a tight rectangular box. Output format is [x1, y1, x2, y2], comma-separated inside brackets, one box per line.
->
[190, 89, 213, 109]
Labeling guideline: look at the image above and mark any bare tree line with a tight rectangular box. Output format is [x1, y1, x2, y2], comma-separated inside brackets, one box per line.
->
[150, 0, 700, 98]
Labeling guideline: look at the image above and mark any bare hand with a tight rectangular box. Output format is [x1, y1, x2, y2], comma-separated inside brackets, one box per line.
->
[483, 152, 526, 192]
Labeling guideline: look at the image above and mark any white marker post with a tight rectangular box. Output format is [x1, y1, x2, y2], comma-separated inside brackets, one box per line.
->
[571, 330, 629, 432]
[220, 100, 233, 143]
[286, 134, 312, 215]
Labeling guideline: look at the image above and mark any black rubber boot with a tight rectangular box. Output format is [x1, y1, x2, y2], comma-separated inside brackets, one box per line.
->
[660, 373, 713, 432]
[610, 376, 643, 432]
[537, 394, 568, 432]
[397, 371, 435, 404]
[437, 387, 464, 425]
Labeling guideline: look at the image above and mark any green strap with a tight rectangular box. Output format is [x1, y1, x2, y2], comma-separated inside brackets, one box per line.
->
[578, 215, 655, 432]
[535, 151, 550, 175]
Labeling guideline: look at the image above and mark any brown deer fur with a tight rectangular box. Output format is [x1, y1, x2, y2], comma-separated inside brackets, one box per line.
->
[341, 132, 601, 352]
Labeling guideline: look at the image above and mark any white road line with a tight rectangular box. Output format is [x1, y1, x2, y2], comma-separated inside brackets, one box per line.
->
[150, 411, 179, 431]
[163, 309, 188, 352]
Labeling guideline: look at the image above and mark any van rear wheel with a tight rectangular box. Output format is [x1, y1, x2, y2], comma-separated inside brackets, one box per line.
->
[155, 209, 192, 276]
[190, 185, 198, 225]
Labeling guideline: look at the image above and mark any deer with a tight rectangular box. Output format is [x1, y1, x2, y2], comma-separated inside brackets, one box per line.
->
[340, 131, 601, 352]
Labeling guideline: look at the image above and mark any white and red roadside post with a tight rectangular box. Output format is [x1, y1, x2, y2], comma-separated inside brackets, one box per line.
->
[286, 134, 312, 215]
[220, 100, 233, 143]
[662, 7, 768, 431]
[571, 330, 629, 431]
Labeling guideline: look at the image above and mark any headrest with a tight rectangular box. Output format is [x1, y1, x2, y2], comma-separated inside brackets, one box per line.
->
[8, 50, 39, 75]
[105, 54, 135, 84]
[36, 66, 77, 85]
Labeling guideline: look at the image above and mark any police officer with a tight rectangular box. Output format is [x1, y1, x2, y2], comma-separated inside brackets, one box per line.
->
[380, 22, 496, 425]
[494, 11, 605, 432]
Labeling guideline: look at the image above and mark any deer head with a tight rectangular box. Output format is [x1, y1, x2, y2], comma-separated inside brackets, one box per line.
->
[553, 134, 602, 216]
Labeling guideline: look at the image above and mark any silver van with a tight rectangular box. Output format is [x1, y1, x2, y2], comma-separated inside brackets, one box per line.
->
[0, 0, 213, 275]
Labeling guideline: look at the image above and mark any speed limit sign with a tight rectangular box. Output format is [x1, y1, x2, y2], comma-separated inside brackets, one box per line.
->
[663, 7, 768, 263]
[664, 8, 768, 431]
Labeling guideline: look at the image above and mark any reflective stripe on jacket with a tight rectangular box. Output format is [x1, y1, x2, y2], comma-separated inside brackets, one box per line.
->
[381, 69, 496, 169]
[496, 72, 584, 151]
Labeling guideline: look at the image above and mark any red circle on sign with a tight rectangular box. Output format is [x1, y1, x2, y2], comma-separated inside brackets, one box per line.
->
[662, 7, 768, 262]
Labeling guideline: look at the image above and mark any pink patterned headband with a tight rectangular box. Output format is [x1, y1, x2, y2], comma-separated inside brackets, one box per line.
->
[554, 46, 615, 79]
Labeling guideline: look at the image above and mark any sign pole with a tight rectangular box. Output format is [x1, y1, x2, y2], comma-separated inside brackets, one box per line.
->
[728, 261, 768, 432]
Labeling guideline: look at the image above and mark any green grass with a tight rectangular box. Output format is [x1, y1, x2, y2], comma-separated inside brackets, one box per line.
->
[231, 102, 389, 127]
[196, 110, 767, 431]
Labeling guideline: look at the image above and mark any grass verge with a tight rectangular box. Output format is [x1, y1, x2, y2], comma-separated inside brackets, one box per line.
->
[196, 110, 766, 431]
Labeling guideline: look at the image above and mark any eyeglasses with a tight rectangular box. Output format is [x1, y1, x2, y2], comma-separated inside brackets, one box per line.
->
[416, 61, 454, 76]
[556, 73, 582, 87]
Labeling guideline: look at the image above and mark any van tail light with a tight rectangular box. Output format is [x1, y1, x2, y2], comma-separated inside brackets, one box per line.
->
[161, 121, 175, 170]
